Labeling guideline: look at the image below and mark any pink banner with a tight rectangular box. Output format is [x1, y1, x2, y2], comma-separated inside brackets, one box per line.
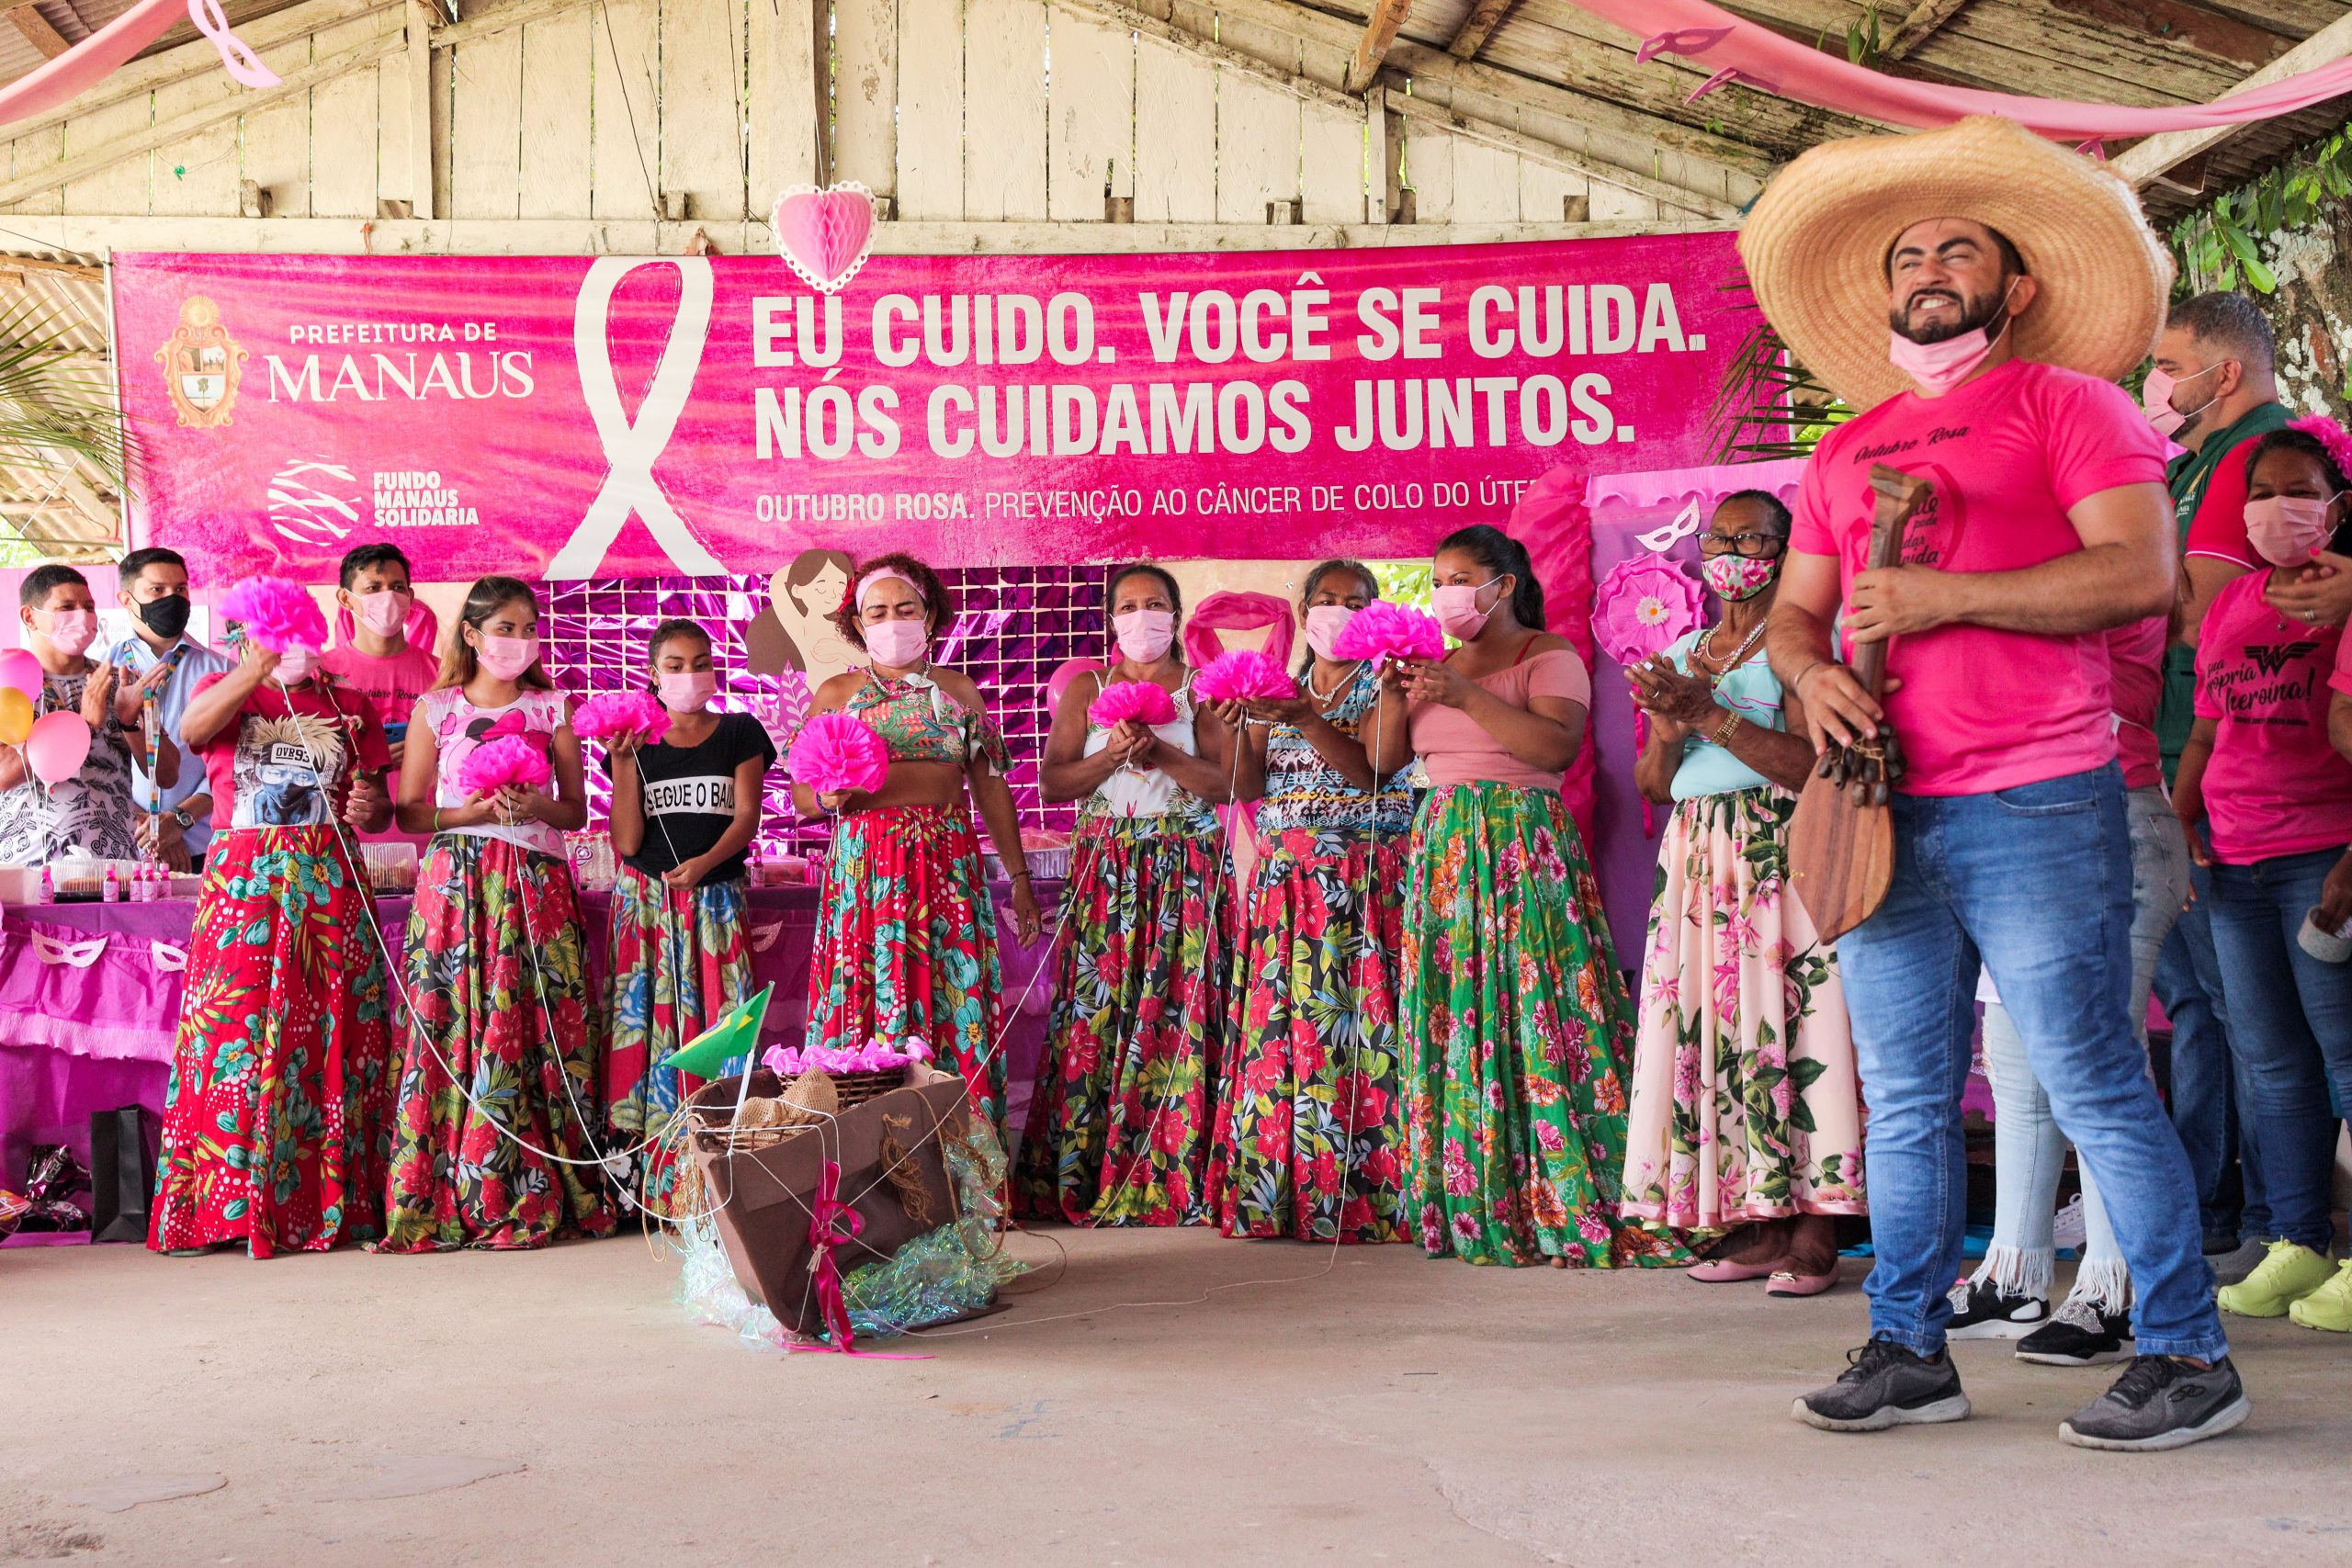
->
[114, 238, 1748, 581]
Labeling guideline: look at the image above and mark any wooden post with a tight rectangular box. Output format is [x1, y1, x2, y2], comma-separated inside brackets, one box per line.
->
[405, 0, 435, 222]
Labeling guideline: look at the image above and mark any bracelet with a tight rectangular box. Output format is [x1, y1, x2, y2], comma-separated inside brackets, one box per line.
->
[1788, 660, 1823, 695]
[1711, 708, 1743, 747]
[432, 807, 442, 832]
[1010, 868, 1033, 883]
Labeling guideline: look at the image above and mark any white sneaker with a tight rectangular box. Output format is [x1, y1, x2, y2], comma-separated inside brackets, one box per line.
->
[2052, 1194, 2087, 1252]
[1945, 1276, 2049, 1338]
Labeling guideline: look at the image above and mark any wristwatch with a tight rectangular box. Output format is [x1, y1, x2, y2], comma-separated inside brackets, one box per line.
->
[169, 806, 194, 829]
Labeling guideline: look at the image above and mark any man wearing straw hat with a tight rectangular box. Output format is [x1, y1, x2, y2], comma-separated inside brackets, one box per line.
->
[1749, 116, 2243, 1451]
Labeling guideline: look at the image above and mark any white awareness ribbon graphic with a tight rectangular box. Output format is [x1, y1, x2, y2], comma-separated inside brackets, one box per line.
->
[548, 257, 726, 580]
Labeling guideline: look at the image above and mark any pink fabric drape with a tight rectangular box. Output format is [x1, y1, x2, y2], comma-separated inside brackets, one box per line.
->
[1180, 592, 1295, 671]
[0, 2, 277, 132]
[1507, 467, 1600, 847]
[1605, 1, 2352, 140]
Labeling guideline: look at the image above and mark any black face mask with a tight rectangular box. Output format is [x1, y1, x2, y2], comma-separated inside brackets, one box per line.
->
[136, 594, 191, 640]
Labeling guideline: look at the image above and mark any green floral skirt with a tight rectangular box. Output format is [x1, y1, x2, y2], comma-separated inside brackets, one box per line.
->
[1401, 783, 1681, 1268]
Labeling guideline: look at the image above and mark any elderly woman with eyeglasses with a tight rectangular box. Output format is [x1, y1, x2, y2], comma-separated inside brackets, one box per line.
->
[1618, 490, 1867, 1295]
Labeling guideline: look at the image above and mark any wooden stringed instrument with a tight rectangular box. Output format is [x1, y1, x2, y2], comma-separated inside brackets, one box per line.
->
[1787, 464, 1934, 944]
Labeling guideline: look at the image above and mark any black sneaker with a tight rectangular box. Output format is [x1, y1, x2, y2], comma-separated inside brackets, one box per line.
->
[2015, 1289, 2134, 1367]
[1792, 1337, 1971, 1432]
[2058, 1355, 2250, 1451]
[1944, 1276, 2048, 1339]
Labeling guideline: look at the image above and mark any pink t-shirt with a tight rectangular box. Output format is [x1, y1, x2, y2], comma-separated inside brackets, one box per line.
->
[322, 642, 440, 844]
[1408, 645, 1590, 791]
[2108, 615, 2166, 794]
[2195, 572, 2352, 863]
[1791, 358, 2166, 795]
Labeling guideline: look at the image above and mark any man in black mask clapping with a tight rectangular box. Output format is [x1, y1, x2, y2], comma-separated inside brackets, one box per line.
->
[113, 547, 234, 871]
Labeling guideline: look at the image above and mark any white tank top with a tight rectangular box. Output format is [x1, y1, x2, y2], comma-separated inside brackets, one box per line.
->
[1083, 679, 1199, 818]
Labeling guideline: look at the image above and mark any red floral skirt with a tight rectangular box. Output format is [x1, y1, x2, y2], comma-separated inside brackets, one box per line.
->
[149, 827, 395, 1257]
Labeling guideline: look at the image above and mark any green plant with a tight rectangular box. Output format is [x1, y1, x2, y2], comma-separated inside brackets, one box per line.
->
[2169, 124, 2352, 297]
[1706, 281, 1850, 463]
[1817, 6, 1883, 69]
[0, 292, 135, 556]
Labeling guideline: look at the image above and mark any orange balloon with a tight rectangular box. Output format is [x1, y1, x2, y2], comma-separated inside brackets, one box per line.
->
[0, 687, 31, 745]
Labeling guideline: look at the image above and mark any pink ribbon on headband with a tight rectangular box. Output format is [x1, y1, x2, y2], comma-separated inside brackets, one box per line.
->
[856, 567, 923, 607]
[786, 1159, 932, 1359]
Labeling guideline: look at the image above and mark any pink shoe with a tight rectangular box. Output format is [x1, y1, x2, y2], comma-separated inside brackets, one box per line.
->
[1765, 1267, 1838, 1298]
[1688, 1257, 1780, 1283]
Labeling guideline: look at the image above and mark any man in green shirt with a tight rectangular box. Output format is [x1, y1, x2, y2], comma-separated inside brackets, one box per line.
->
[2147, 291, 2285, 1280]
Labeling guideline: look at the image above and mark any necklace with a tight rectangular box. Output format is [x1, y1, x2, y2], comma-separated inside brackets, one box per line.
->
[1697, 618, 1767, 681]
[1305, 659, 1363, 705]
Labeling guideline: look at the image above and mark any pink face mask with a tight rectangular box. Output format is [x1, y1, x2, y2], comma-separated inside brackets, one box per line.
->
[355, 589, 411, 637]
[1305, 604, 1358, 661]
[864, 619, 931, 670]
[1887, 280, 2018, 396]
[1431, 579, 1501, 640]
[473, 632, 539, 682]
[36, 609, 96, 658]
[1113, 609, 1176, 663]
[2245, 495, 2337, 568]
[657, 669, 718, 713]
[274, 646, 318, 684]
[2142, 363, 2221, 441]
[1702, 553, 1779, 602]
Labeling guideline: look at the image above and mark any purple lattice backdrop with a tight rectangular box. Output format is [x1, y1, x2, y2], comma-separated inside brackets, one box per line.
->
[539, 567, 1102, 852]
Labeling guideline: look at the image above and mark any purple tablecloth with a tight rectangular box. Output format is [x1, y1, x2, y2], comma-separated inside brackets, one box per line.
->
[0, 882, 1061, 1222]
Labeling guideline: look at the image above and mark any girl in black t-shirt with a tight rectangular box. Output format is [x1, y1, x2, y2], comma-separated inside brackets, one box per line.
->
[600, 618, 776, 1215]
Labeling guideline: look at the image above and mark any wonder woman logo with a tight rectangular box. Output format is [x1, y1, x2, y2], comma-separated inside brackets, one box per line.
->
[2245, 640, 2320, 678]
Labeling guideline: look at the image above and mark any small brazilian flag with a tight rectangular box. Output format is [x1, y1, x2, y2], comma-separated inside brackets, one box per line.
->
[659, 984, 775, 1079]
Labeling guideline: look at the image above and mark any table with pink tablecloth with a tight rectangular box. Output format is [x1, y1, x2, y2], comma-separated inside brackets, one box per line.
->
[0, 884, 1060, 1238]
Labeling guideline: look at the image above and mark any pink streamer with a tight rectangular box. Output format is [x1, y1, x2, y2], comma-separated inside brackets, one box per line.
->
[0, 1, 277, 133]
[785, 1159, 931, 1359]
[1179, 591, 1295, 671]
[1605, 0, 2352, 139]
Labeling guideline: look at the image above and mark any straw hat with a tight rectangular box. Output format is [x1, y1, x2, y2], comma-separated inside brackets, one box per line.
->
[1737, 117, 2174, 413]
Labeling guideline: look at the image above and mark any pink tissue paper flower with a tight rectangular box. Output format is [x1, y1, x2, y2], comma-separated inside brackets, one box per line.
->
[456, 734, 552, 797]
[220, 576, 330, 655]
[1193, 649, 1300, 704]
[786, 712, 889, 795]
[1331, 601, 1444, 664]
[573, 690, 673, 745]
[1089, 680, 1179, 729]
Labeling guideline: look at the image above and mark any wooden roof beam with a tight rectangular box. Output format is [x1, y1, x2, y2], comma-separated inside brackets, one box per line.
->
[1345, 0, 1415, 94]
[6, 3, 71, 60]
[1882, 0, 1973, 62]
[2114, 9, 2352, 187]
[1446, 0, 1521, 62]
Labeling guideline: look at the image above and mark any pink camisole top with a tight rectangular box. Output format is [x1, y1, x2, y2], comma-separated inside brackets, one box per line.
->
[1407, 644, 1592, 792]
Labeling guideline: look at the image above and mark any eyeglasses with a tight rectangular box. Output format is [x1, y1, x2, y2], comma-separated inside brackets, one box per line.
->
[1698, 532, 1785, 558]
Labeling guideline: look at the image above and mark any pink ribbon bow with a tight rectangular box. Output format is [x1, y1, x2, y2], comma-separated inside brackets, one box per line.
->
[787, 1159, 931, 1359]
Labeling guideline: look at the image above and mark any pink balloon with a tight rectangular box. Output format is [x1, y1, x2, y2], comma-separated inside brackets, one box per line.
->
[1046, 659, 1102, 710]
[24, 710, 90, 785]
[0, 649, 40, 701]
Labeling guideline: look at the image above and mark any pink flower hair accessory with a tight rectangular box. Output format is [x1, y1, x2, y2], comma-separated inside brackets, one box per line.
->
[572, 690, 673, 746]
[2289, 414, 2352, 482]
[786, 712, 889, 795]
[1088, 680, 1179, 729]
[1331, 601, 1444, 664]
[220, 576, 329, 655]
[1193, 649, 1299, 704]
[456, 734, 552, 797]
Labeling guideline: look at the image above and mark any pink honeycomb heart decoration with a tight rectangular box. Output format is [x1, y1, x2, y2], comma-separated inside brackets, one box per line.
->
[770, 183, 880, 296]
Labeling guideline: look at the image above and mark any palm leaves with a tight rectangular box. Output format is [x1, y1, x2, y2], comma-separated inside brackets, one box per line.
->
[0, 289, 135, 551]
[1707, 278, 1850, 465]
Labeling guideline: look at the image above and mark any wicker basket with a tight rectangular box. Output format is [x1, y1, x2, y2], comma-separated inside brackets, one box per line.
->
[824, 1068, 911, 1107]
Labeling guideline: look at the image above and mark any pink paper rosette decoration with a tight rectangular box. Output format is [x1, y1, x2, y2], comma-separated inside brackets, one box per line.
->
[1331, 601, 1444, 664]
[220, 575, 329, 655]
[1590, 550, 1706, 835]
[456, 735, 552, 797]
[1193, 649, 1299, 704]
[786, 711, 889, 795]
[1088, 680, 1179, 729]
[572, 690, 673, 746]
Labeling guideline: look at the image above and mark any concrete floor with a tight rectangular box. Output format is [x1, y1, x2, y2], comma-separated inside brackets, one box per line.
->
[6, 1233, 2351, 1568]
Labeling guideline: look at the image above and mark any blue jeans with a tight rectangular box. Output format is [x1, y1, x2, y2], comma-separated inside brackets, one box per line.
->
[2204, 847, 2352, 1251]
[1838, 763, 2227, 1361]
[2154, 856, 2270, 1242]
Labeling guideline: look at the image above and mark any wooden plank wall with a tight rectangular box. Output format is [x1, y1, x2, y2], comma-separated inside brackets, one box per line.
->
[0, 0, 1698, 230]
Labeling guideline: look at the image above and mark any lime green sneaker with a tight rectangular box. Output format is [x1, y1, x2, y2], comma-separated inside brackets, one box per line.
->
[2287, 1260, 2352, 1332]
[2217, 1240, 2335, 1317]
